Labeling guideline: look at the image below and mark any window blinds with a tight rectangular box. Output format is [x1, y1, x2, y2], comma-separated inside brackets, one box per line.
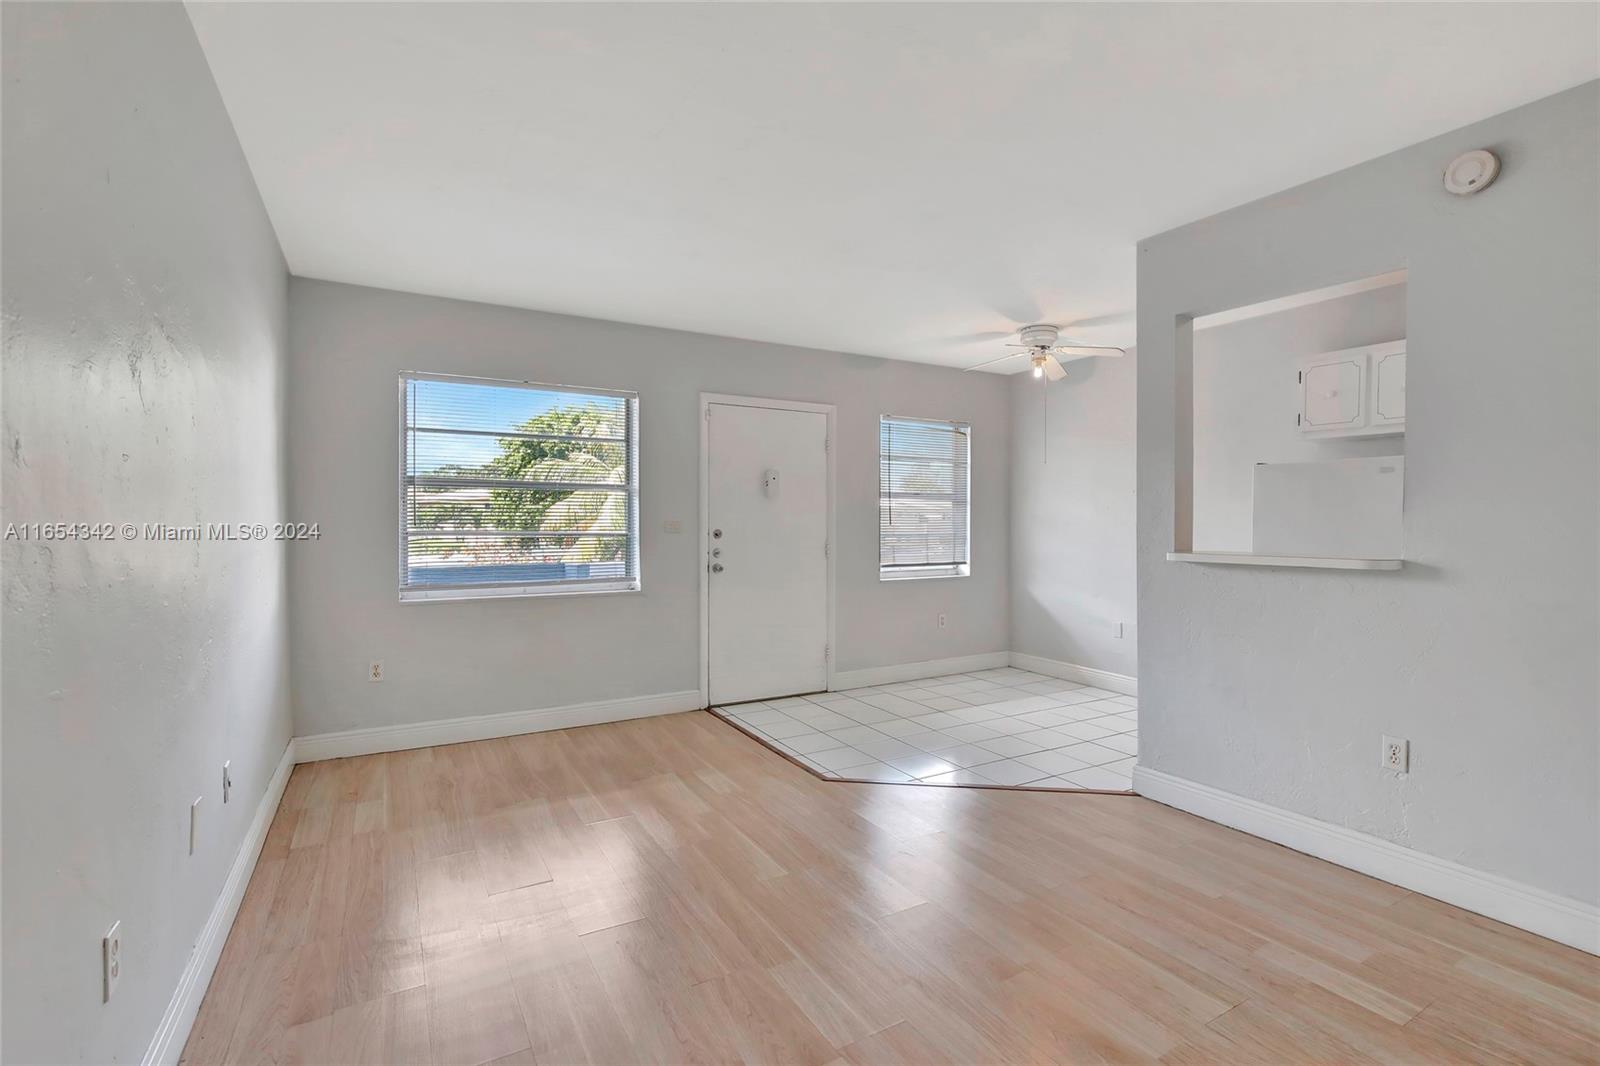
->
[400, 373, 639, 599]
[880, 416, 971, 576]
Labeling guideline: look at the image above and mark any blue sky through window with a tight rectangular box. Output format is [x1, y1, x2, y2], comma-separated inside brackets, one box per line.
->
[407, 378, 624, 473]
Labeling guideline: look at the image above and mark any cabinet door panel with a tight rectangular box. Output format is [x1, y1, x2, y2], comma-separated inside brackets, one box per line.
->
[1373, 349, 1406, 425]
[1302, 358, 1365, 430]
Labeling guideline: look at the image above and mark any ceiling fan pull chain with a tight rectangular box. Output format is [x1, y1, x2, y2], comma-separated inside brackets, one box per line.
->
[1042, 382, 1049, 466]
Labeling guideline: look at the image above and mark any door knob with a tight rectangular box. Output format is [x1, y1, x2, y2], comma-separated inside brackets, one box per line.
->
[712, 529, 723, 539]
[711, 563, 725, 573]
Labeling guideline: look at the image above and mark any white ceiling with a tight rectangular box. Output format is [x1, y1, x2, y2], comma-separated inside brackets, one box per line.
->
[188, 2, 1597, 371]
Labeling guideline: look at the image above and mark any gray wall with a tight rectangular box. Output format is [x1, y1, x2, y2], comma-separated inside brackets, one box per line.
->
[1194, 284, 1408, 551]
[1137, 82, 1599, 904]
[1, 4, 291, 1063]
[287, 279, 1011, 737]
[1009, 353, 1137, 678]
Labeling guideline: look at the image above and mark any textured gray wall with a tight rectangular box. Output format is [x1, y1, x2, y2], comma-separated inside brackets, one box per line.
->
[1137, 82, 1599, 903]
[1, 4, 291, 1062]
[287, 279, 1011, 737]
[1009, 351, 1138, 678]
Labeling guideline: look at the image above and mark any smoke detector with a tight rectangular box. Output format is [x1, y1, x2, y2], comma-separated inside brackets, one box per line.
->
[1443, 149, 1499, 196]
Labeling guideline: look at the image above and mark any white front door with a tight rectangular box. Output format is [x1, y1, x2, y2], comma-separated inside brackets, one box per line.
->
[706, 401, 829, 705]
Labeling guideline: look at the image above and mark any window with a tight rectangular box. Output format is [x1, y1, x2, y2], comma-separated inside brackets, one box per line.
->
[880, 415, 970, 579]
[399, 373, 639, 601]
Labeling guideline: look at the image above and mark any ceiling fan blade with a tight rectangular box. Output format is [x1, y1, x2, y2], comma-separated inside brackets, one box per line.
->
[963, 351, 1025, 372]
[1059, 310, 1134, 331]
[1051, 344, 1126, 364]
[945, 329, 1015, 345]
[1042, 355, 1067, 381]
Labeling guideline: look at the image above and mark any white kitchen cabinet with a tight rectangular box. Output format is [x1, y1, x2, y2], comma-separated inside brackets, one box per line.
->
[1372, 346, 1407, 427]
[1298, 339, 1405, 438]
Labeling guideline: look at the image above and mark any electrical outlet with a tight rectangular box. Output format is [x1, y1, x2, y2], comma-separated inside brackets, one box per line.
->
[1381, 736, 1409, 773]
[222, 761, 232, 804]
[937, 613, 948, 629]
[368, 660, 384, 683]
[103, 921, 121, 1002]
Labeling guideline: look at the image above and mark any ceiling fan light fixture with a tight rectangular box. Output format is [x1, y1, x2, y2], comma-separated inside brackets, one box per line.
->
[959, 323, 1124, 375]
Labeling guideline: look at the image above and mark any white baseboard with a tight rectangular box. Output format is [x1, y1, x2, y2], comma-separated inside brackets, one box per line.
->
[830, 651, 1011, 691]
[1133, 766, 1599, 955]
[1009, 652, 1138, 697]
[294, 689, 704, 763]
[143, 740, 297, 1066]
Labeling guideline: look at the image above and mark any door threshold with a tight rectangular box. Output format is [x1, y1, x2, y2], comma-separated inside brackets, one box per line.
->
[709, 689, 827, 709]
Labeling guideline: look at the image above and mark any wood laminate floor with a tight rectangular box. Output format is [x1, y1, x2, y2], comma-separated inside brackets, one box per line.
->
[182, 710, 1599, 1065]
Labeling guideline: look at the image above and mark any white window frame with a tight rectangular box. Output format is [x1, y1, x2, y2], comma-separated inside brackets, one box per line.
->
[879, 414, 972, 581]
[397, 371, 640, 603]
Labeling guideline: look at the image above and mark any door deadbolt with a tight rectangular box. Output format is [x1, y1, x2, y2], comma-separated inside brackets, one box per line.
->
[711, 563, 725, 573]
[712, 528, 723, 539]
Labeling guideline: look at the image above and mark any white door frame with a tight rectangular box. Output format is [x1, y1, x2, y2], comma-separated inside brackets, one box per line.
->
[699, 392, 837, 707]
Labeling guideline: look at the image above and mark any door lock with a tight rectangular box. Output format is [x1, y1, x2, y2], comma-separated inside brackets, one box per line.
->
[711, 563, 725, 573]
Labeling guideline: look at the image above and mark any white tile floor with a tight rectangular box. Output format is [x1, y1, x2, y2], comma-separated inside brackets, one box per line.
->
[711, 667, 1138, 791]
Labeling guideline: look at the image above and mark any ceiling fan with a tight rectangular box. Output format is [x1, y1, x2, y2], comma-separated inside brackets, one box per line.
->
[963, 323, 1126, 380]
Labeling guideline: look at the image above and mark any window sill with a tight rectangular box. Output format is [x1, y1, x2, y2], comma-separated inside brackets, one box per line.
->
[1165, 551, 1401, 571]
[400, 581, 641, 604]
[880, 567, 971, 582]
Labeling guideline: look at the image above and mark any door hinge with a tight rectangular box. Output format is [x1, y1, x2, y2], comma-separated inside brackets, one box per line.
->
[824, 437, 830, 453]
[1296, 413, 1301, 426]
[824, 540, 829, 558]
[824, 643, 830, 661]
[1297, 370, 1303, 384]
